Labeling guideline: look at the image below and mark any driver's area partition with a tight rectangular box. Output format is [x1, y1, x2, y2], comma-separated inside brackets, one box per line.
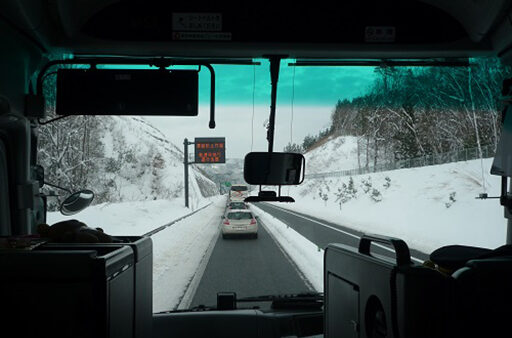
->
[0, 113, 37, 236]
[324, 236, 512, 338]
[0, 236, 153, 338]
[324, 237, 450, 338]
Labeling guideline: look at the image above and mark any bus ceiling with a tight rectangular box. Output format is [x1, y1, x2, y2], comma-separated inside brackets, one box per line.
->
[2, 1, 512, 61]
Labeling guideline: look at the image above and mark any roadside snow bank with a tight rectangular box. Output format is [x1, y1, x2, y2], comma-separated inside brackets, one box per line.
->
[152, 197, 226, 312]
[251, 205, 324, 292]
[46, 197, 217, 236]
[282, 158, 506, 253]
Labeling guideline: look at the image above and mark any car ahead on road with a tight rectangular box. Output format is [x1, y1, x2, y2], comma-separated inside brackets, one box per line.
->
[222, 210, 258, 239]
[229, 184, 249, 202]
[227, 201, 248, 210]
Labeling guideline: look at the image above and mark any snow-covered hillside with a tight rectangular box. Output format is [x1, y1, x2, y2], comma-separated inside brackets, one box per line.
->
[304, 135, 359, 174]
[201, 158, 245, 193]
[281, 136, 507, 253]
[60, 116, 218, 208]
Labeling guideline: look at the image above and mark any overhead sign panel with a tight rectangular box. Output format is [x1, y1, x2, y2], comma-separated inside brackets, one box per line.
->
[195, 137, 225, 163]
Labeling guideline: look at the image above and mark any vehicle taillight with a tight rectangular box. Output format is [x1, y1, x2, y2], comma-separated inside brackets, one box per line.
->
[250, 218, 256, 225]
[223, 219, 230, 225]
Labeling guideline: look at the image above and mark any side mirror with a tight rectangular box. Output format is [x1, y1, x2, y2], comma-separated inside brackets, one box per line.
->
[60, 190, 94, 216]
[244, 152, 305, 185]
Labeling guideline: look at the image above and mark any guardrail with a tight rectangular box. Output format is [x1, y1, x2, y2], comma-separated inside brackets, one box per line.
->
[144, 202, 213, 237]
[306, 144, 495, 179]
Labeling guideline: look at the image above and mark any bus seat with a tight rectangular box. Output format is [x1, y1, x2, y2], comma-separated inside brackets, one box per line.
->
[451, 253, 512, 338]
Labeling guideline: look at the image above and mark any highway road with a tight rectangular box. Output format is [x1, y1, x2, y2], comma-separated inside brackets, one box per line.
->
[189, 202, 429, 309]
[190, 219, 312, 308]
[254, 203, 429, 263]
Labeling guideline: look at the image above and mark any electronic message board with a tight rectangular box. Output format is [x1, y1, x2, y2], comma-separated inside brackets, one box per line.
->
[194, 137, 225, 163]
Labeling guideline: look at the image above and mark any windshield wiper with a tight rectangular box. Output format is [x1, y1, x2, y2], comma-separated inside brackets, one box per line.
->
[237, 292, 323, 310]
[157, 292, 323, 313]
[156, 304, 217, 314]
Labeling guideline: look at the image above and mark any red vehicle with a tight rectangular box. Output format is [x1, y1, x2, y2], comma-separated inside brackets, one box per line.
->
[229, 184, 249, 202]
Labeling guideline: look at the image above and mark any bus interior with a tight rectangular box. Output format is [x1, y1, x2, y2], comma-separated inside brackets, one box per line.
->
[1, 1, 512, 337]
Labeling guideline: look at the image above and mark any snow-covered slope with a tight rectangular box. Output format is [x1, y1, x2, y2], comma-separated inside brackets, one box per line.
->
[47, 197, 216, 236]
[304, 135, 359, 174]
[201, 158, 245, 193]
[281, 135, 506, 253]
[92, 116, 218, 208]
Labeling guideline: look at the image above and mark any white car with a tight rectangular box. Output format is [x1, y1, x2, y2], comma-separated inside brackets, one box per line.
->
[221, 209, 258, 239]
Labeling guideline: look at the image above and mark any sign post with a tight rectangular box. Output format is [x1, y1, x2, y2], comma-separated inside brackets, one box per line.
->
[184, 138, 191, 208]
[183, 137, 226, 208]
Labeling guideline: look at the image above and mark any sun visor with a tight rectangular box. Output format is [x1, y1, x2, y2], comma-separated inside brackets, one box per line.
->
[491, 106, 512, 177]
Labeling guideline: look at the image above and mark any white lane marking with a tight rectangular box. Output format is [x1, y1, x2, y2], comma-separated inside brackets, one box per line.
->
[262, 203, 424, 264]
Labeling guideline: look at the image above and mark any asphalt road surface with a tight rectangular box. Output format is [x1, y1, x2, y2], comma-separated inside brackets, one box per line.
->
[190, 218, 312, 308]
[190, 202, 429, 309]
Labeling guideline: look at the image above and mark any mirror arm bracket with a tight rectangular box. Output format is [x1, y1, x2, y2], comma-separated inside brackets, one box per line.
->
[265, 55, 287, 152]
[43, 182, 72, 194]
[36, 58, 217, 130]
[37, 115, 71, 126]
[202, 63, 216, 129]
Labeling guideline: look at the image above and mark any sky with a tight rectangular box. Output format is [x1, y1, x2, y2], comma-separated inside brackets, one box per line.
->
[145, 59, 376, 158]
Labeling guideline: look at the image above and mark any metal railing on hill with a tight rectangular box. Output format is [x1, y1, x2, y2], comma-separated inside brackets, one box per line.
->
[305, 144, 495, 179]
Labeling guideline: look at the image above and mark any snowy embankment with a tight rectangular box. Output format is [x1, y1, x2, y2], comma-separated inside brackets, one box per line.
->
[48, 195, 226, 312]
[305, 136, 360, 174]
[152, 196, 226, 312]
[97, 116, 217, 208]
[251, 204, 324, 292]
[46, 197, 216, 235]
[282, 158, 507, 253]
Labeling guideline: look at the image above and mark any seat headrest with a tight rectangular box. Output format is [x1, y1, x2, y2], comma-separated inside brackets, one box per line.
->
[430, 245, 492, 272]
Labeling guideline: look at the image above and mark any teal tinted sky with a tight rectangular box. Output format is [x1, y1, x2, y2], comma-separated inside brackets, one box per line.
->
[98, 60, 376, 104]
[199, 59, 376, 106]
[147, 60, 377, 158]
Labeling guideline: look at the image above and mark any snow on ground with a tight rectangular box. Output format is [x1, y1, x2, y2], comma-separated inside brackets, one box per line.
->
[251, 204, 324, 292]
[46, 197, 216, 235]
[305, 135, 359, 174]
[281, 158, 507, 253]
[152, 196, 226, 312]
[92, 116, 217, 206]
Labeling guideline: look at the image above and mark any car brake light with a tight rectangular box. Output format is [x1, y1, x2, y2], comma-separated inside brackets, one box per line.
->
[250, 218, 256, 225]
[223, 219, 230, 225]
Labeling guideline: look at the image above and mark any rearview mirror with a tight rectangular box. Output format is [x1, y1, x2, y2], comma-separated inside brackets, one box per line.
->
[60, 190, 95, 216]
[244, 152, 305, 185]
